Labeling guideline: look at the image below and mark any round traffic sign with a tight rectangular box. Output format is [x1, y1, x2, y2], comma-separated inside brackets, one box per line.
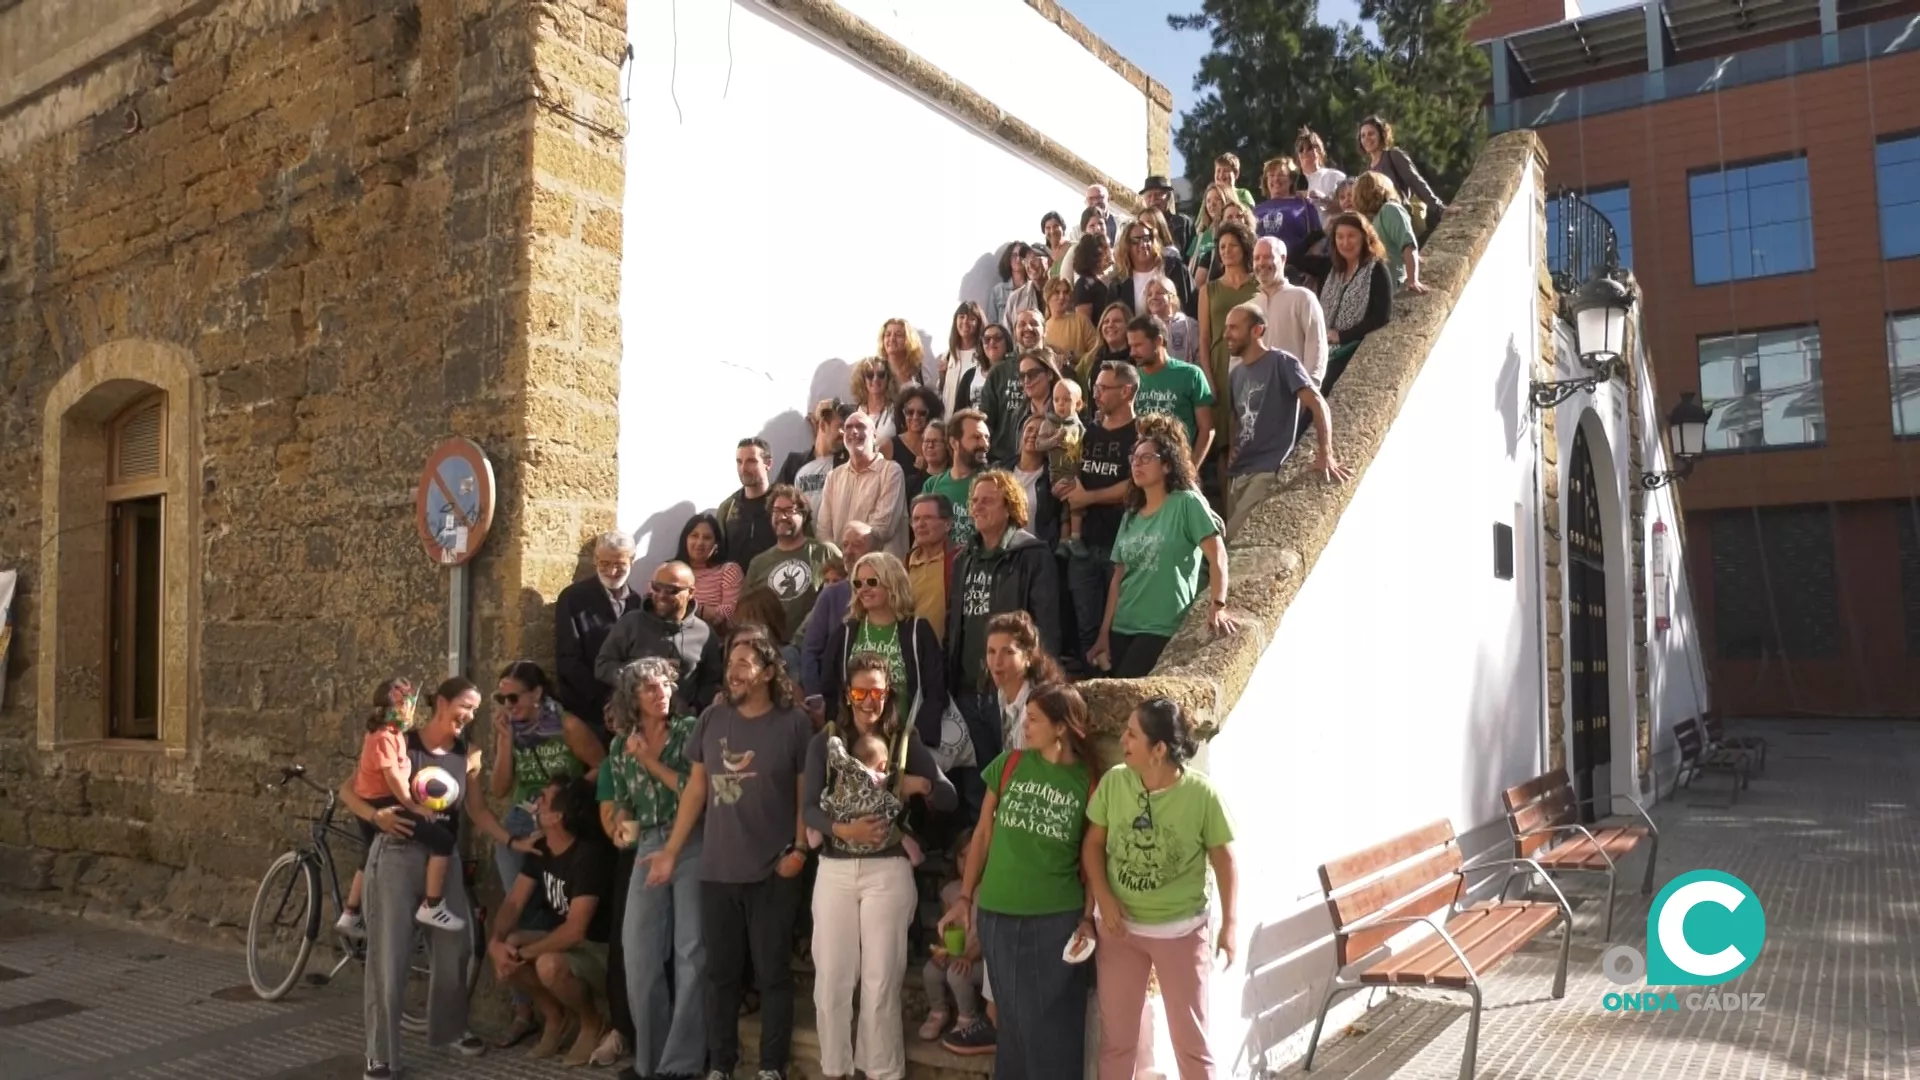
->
[414, 438, 496, 566]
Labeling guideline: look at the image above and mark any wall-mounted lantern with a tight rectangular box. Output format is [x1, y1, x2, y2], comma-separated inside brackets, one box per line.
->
[1640, 392, 1713, 490]
[1529, 277, 1637, 411]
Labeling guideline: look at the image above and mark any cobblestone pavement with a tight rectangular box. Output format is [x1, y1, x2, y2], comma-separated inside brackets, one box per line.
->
[1285, 718, 1920, 1079]
[3, 719, 1915, 1079]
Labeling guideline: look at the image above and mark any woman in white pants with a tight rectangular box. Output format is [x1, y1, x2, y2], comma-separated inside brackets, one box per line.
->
[800, 652, 958, 1079]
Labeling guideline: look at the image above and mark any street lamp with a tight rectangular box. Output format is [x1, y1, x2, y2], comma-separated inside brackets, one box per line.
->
[1640, 392, 1713, 490]
[1529, 274, 1638, 410]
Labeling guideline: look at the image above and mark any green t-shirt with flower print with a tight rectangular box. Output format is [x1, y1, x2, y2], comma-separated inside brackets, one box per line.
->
[595, 715, 696, 830]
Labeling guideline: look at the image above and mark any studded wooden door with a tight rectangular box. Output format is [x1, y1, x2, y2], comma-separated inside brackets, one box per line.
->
[1567, 428, 1612, 822]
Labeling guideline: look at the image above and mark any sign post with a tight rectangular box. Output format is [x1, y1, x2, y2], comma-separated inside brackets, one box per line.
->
[414, 439, 496, 679]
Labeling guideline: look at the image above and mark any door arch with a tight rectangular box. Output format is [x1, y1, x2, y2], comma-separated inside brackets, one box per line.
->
[1567, 427, 1612, 821]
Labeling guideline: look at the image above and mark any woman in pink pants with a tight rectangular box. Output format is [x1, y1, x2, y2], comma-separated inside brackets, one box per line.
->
[1082, 697, 1239, 1079]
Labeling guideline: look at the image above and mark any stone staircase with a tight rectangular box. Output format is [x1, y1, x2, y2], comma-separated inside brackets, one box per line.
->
[738, 999, 995, 1080]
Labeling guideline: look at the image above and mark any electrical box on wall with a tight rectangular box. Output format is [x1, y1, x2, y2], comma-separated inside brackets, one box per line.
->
[1494, 522, 1515, 580]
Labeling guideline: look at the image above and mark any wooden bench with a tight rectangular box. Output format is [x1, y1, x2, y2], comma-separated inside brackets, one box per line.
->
[1674, 715, 1753, 801]
[1304, 820, 1571, 1080]
[1703, 712, 1768, 773]
[1500, 769, 1659, 940]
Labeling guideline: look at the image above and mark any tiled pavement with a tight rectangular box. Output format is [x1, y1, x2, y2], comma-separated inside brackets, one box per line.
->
[1286, 718, 1920, 1079]
[1, 718, 1916, 1078]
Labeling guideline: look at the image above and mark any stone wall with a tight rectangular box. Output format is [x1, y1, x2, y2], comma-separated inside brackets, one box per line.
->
[0, 0, 625, 926]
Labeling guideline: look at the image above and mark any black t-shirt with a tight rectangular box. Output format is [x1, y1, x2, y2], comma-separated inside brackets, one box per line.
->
[1072, 275, 1110, 316]
[1078, 417, 1138, 549]
[720, 490, 774, 570]
[521, 835, 616, 944]
[404, 730, 470, 826]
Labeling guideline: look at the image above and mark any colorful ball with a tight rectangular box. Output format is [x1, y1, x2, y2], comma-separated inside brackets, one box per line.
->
[411, 765, 461, 813]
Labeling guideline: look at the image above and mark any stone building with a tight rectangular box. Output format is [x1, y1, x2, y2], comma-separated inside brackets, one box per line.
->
[0, 0, 630, 920]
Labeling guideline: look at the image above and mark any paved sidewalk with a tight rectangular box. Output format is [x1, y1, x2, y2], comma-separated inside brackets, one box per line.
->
[1286, 718, 1920, 1079]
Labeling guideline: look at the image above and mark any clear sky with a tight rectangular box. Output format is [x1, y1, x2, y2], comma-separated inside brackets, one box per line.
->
[1059, 0, 1366, 179]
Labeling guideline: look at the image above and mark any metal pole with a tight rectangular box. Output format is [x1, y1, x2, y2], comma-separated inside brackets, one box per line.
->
[448, 563, 469, 679]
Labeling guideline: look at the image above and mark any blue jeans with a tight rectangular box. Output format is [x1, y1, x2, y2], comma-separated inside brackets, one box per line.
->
[1066, 545, 1114, 660]
[625, 828, 707, 1077]
[977, 909, 1089, 1080]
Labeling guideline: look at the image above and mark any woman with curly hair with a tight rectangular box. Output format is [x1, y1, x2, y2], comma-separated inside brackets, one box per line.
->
[880, 317, 937, 391]
[1069, 229, 1115, 322]
[675, 512, 741, 626]
[886, 385, 945, 498]
[1090, 413, 1239, 678]
[1351, 171, 1430, 296]
[599, 657, 705, 1079]
[1318, 213, 1395, 399]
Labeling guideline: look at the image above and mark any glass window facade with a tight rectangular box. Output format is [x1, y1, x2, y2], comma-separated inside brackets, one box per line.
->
[1891, 312, 1920, 437]
[1698, 325, 1825, 450]
[1878, 134, 1920, 260]
[1689, 157, 1815, 285]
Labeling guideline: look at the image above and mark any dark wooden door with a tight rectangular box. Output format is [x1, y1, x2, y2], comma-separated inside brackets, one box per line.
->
[1567, 429, 1612, 822]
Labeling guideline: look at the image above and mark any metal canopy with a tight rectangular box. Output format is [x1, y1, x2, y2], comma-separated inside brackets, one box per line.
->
[1507, 6, 1651, 83]
[1663, 0, 1821, 51]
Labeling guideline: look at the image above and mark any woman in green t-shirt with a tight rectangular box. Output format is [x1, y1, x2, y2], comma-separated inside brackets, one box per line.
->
[821, 552, 948, 752]
[1091, 415, 1239, 678]
[937, 684, 1102, 1070]
[1083, 697, 1239, 1080]
[597, 657, 704, 1079]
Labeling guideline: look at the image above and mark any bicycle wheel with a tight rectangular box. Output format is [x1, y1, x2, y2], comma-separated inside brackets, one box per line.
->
[247, 851, 318, 1000]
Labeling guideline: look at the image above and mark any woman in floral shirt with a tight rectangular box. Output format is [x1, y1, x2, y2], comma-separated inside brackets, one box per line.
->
[598, 657, 705, 1080]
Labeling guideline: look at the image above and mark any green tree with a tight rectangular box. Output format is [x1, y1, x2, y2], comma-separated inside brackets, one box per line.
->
[1170, 0, 1488, 204]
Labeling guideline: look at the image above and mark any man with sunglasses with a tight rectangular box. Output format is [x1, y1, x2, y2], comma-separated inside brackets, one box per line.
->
[595, 561, 724, 714]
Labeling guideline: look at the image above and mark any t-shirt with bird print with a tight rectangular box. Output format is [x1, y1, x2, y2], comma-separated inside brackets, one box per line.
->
[685, 699, 813, 884]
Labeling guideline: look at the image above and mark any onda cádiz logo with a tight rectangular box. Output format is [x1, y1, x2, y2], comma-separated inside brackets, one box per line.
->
[1600, 869, 1768, 1014]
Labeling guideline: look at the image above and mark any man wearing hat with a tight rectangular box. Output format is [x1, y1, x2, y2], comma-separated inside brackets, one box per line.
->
[1142, 174, 1195, 261]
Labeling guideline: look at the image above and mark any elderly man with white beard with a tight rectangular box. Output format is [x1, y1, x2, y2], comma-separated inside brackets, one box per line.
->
[555, 529, 636, 736]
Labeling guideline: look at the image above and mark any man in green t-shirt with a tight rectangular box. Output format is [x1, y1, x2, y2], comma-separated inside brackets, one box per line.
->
[744, 484, 842, 644]
[923, 408, 989, 548]
[1127, 314, 1214, 464]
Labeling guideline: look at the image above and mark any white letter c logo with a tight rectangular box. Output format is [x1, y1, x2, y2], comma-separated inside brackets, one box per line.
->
[1657, 879, 1747, 978]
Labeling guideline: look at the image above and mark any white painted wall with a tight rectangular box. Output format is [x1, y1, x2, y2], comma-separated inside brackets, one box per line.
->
[1193, 169, 1712, 1075]
[832, 0, 1150, 186]
[618, 0, 1150, 559]
[1200, 166, 1547, 1076]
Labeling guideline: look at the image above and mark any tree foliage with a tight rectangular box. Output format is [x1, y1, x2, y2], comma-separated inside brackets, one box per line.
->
[1169, 0, 1489, 203]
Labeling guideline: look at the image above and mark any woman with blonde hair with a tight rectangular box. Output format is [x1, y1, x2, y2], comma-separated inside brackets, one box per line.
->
[1351, 172, 1429, 295]
[850, 356, 904, 446]
[1186, 182, 1236, 284]
[880, 317, 937, 390]
[1043, 277, 1099, 364]
[821, 552, 949, 750]
[1114, 216, 1195, 317]
[1079, 302, 1135, 389]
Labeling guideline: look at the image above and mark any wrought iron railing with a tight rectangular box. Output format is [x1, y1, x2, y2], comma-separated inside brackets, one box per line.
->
[1546, 187, 1621, 311]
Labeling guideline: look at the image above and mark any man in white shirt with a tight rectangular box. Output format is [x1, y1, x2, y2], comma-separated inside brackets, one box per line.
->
[1253, 236, 1329, 387]
[1084, 184, 1120, 244]
[817, 411, 908, 557]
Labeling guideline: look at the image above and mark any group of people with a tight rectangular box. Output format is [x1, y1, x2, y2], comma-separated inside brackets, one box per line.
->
[336, 118, 1450, 1080]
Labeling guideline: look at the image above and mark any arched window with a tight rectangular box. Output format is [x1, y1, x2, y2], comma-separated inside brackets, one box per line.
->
[106, 394, 168, 739]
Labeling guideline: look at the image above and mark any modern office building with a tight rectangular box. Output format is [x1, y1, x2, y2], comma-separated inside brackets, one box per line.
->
[1477, 0, 1920, 717]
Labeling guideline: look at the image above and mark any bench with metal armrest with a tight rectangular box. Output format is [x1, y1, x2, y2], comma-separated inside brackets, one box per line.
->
[1674, 715, 1754, 801]
[1500, 768, 1659, 941]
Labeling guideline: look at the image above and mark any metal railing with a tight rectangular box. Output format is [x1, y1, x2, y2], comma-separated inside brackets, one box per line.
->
[1546, 188, 1622, 310]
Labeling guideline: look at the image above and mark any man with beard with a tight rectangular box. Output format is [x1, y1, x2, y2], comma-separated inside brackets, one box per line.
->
[744, 484, 842, 647]
[595, 561, 725, 713]
[922, 408, 989, 549]
[643, 627, 813, 1080]
[777, 399, 851, 519]
[555, 530, 636, 735]
[945, 470, 1058, 821]
[1128, 314, 1214, 463]
[1223, 301, 1349, 541]
[717, 437, 776, 571]
[1142, 174, 1195, 268]
[1253, 236, 1328, 388]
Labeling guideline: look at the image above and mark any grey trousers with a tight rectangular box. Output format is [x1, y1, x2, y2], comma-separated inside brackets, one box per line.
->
[363, 835, 473, 1067]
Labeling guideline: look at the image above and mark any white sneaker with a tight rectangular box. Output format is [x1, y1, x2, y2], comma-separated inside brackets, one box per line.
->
[413, 900, 466, 933]
[334, 910, 365, 941]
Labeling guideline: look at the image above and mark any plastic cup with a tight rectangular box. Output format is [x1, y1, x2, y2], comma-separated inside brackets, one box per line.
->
[944, 925, 966, 956]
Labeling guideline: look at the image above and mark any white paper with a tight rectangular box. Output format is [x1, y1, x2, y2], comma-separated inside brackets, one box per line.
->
[0, 571, 15, 709]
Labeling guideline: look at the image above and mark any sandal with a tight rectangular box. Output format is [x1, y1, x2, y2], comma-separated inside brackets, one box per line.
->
[492, 1016, 541, 1050]
[917, 1008, 951, 1041]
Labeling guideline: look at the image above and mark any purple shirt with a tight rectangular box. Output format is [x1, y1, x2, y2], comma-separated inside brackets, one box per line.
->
[1253, 197, 1323, 262]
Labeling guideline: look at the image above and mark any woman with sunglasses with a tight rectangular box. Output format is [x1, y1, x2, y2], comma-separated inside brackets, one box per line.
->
[483, 660, 606, 1049]
[1089, 414, 1238, 679]
[987, 242, 1031, 329]
[819, 552, 947, 752]
[803, 651, 957, 1080]
[850, 356, 903, 447]
[1112, 218, 1195, 319]
[981, 344, 1060, 469]
[1084, 696, 1238, 1080]
[936, 683, 1102, 1067]
[885, 386, 945, 499]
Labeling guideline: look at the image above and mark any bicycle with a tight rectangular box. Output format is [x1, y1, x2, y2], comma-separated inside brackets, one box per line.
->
[245, 763, 488, 1004]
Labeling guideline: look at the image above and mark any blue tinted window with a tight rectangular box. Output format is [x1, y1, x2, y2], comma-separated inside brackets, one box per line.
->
[1878, 135, 1920, 260]
[1689, 157, 1814, 285]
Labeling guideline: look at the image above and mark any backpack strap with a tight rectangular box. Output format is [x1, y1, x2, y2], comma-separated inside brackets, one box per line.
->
[995, 750, 1024, 805]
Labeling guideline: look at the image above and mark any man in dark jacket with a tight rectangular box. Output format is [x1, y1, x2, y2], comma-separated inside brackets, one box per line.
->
[946, 470, 1059, 773]
[554, 531, 637, 734]
[1143, 174, 1196, 282]
[594, 561, 724, 713]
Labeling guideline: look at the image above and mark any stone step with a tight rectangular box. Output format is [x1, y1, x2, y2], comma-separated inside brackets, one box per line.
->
[737, 997, 995, 1080]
